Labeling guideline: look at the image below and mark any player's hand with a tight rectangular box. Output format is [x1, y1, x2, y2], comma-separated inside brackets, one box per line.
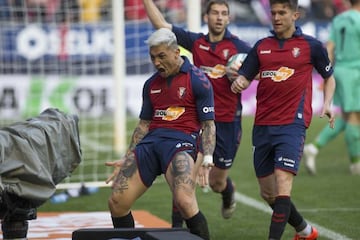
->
[105, 158, 125, 184]
[231, 76, 250, 93]
[226, 66, 240, 83]
[196, 154, 213, 188]
[320, 103, 335, 129]
[196, 164, 212, 188]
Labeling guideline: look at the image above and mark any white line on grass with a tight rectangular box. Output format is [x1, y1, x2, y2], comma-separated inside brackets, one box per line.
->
[235, 192, 353, 240]
[300, 208, 360, 212]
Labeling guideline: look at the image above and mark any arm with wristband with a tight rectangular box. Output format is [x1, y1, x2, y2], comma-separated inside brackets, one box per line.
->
[195, 120, 216, 188]
[200, 120, 216, 167]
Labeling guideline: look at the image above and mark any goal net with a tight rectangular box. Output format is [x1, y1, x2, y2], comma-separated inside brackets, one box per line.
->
[0, 0, 192, 189]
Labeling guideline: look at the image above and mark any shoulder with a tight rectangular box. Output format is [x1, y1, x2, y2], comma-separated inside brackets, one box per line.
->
[143, 73, 159, 88]
[172, 25, 204, 38]
[226, 29, 250, 47]
[301, 34, 324, 48]
[231, 35, 251, 50]
[180, 57, 208, 79]
[187, 64, 212, 90]
[190, 64, 209, 81]
[252, 37, 271, 49]
[333, 10, 350, 22]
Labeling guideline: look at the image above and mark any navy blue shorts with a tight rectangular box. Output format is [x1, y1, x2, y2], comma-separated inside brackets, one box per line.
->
[252, 123, 306, 177]
[213, 121, 242, 169]
[134, 130, 199, 187]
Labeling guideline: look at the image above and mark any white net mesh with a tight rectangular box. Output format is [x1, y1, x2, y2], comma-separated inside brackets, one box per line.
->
[0, 0, 187, 187]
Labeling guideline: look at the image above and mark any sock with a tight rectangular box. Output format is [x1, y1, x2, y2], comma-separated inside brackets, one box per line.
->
[344, 123, 360, 163]
[271, 200, 309, 235]
[315, 117, 346, 148]
[111, 211, 134, 228]
[288, 201, 306, 231]
[271, 200, 307, 234]
[221, 177, 234, 207]
[185, 211, 210, 240]
[297, 224, 313, 236]
[171, 200, 183, 228]
[268, 196, 291, 240]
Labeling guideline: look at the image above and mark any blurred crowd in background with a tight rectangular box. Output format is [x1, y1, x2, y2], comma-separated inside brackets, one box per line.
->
[0, 0, 351, 75]
[0, 0, 352, 24]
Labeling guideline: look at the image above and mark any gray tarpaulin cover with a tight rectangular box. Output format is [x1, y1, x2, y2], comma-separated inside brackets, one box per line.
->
[0, 108, 82, 208]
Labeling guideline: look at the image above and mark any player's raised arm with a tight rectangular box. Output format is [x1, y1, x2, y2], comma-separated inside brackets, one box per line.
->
[142, 0, 172, 29]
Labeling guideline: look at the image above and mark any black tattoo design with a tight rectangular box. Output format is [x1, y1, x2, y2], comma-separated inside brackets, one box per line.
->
[112, 153, 137, 193]
[172, 152, 195, 189]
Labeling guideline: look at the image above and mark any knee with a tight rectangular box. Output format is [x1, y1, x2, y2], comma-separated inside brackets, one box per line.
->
[173, 195, 197, 218]
[108, 193, 130, 216]
[174, 196, 192, 210]
[208, 168, 228, 193]
[260, 191, 276, 205]
[209, 178, 223, 193]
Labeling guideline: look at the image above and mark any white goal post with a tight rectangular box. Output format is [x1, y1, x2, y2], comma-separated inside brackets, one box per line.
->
[112, 0, 127, 156]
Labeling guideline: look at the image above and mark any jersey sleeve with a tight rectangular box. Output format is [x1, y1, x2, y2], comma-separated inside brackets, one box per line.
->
[139, 76, 155, 120]
[172, 25, 203, 52]
[234, 38, 252, 54]
[190, 66, 215, 122]
[309, 37, 334, 78]
[238, 40, 262, 80]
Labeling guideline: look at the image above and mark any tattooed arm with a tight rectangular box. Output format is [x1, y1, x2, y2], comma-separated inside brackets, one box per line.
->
[195, 120, 216, 187]
[105, 119, 151, 184]
[126, 119, 151, 156]
[201, 119, 216, 166]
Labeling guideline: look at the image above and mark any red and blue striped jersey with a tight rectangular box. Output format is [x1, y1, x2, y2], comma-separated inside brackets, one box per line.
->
[140, 57, 215, 135]
[172, 26, 251, 122]
[239, 27, 333, 127]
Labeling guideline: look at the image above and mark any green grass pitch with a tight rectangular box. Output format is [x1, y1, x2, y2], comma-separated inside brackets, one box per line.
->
[39, 116, 360, 240]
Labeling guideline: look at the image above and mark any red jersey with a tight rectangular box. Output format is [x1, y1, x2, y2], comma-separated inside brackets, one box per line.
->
[172, 26, 251, 122]
[140, 57, 215, 135]
[239, 27, 333, 127]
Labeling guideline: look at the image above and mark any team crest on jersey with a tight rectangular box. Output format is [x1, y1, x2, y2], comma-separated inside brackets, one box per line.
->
[292, 47, 300, 58]
[178, 87, 186, 99]
[222, 49, 230, 59]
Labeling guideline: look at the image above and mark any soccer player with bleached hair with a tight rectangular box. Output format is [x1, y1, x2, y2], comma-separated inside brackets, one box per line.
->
[143, 0, 251, 226]
[106, 28, 216, 240]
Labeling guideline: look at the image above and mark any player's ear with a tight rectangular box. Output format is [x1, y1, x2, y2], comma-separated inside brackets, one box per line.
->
[203, 14, 208, 23]
[226, 14, 231, 25]
[293, 10, 300, 21]
[176, 47, 181, 55]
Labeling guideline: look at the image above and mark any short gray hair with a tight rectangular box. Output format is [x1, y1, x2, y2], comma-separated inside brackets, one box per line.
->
[146, 28, 178, 49]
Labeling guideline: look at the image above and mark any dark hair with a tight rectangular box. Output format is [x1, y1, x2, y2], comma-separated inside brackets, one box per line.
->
[269, 0, 298, 10]
[350, 0, 360, 5]
[205, 0, 230, 14]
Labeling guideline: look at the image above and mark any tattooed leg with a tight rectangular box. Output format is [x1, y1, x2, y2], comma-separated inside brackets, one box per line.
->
[108, 152, 146, 217]
[168, 151, 198, 219]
